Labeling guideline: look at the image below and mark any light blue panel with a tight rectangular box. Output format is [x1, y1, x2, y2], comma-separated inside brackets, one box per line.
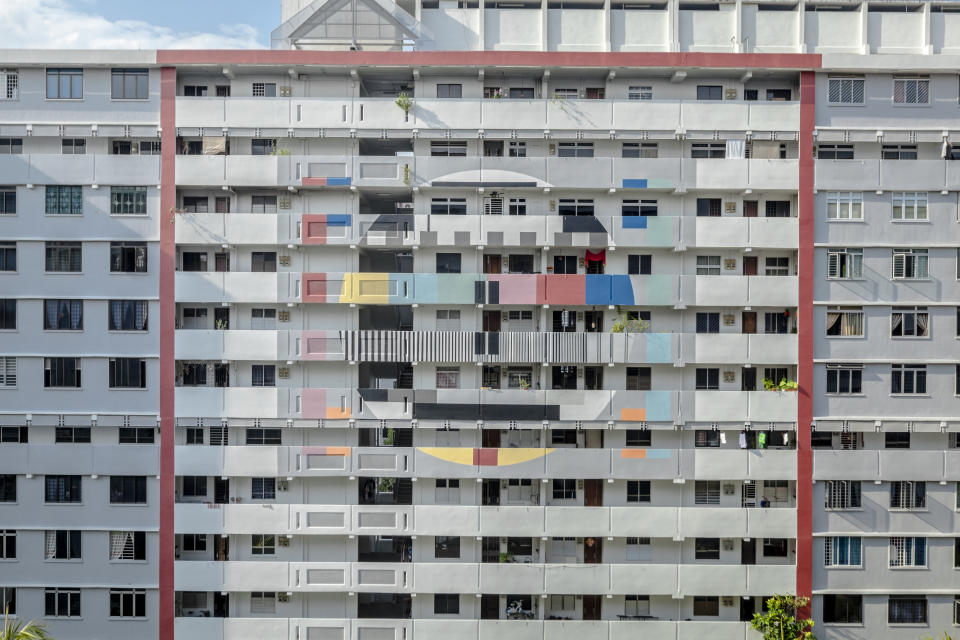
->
[437, 274, 481, 304]
[645, 333, 673, 363]
[388, 273, 415, 304]
[645, 391, 673, 422]
[411, 273, 439, 304]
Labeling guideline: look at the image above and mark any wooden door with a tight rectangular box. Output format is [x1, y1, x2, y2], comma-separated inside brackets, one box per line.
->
[481, 429, 500, 448]
[582, 594, 602, 620]
[215, 197, 230, 213]
[215, 536, 230, 561]
[743, 200, 758, 217]
[483, 310, 501, 332]
[483, 254, 502, 274]
[584, 479, 603, 506]
[215, 252, 230, 272]
[584, 536, 603, 563]
[742, 311, 757, 334]
[480, 594, 499, 619]
[741, 367, 757, 392]
[741, 538, 756, 565]
[743, 256, 758, 276]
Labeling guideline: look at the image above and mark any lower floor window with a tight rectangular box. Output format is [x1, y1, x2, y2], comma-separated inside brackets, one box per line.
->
[822, 594, 862, 624]
[250, 592, 276, 614]
[693, 596, 719, 616]
[888, 596, 927, 624]
[110, 589, 146, 618]
[45, 588, 81, 618]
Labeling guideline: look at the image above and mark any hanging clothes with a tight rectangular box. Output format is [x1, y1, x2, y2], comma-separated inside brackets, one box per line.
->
[738, 432, 747, 449]
[782, 432, 789, 446]
[720, 432, 727, 445]
[758, 432, 767, 449]
[726, 139, 746, 160]
[584, 249, 606, 266]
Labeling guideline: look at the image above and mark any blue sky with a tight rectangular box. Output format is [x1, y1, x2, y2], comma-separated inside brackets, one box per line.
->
[3, 0, 281, 49]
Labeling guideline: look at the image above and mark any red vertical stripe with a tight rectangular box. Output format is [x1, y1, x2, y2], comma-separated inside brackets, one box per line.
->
[796, 69, 816, 612]
[159, 66, 177, 640]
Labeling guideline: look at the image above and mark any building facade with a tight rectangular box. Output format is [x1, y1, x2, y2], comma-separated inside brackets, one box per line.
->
[0, 2, 958, 640]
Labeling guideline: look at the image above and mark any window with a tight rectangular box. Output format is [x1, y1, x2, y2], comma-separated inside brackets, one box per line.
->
[434, 594, 459, 614]
[824, 536, 861, 567]
[622, 199, 658, 216]
[0, 187, 14, 214]
[627, 480, 651, 503]
[111, 68, 148, 100]
[695, 481, 720, 505]
[817, 144, 854, 160]
[827, 248, 863, 279]
[251, 139, 277, 156]
[0, 138, 21, 154]
[46, 187, 82, 217]
[764, 312, 788, 334]
[626, 367, 651, 391]
[109, 589, 146, 618]
[889, 537, 926, 567]
[140, 141, 161, 155]
[46, 68, 83, 99]
[252, 82, 277, 97]
[0, 530, 14, 559]
[109, 300, 148, 331]
[110, 476, 146, 504]
[827, 77, 864, 104]
[766, 88, 791, 101]
[0, 426, 25, 442]
[0, 69, 18, 100]
[0, 587, 14, 615]
[695, 539, 720, 561]
[0, 475, 15, 502]
[765, 257, 789, 276]
[112, 140, 133, 155]
[45, 475, 81, 503]
[696, 312, 720, 334]
[182, 534, 206, 552]
[252, 534, 275, 555]
[760, 538, 788, 558]
[824, 480, 861, 509]
[696, 255, 721, 275]
[557, 142, 594, 158]
[216, 85, 230, 97]
[622, 142, 658, 158]
[44, 357, 81, 388]
[435, 366, 460, 390]
[181, 476, 207, 497]
[109, 358, 146, 389]
[44, 300, 83, 330]
[250, 308, 276, 330]
[826, 192, 863, 220]
[435, 536, 460, 558]
[695, 430, 720, 448]
[765, 200, 790, 217]
[892, 248, 928, 279]
[691, 144, 725, 159]
[628, 85, 653, 100]
[891, 364, 926, 394]
[826, 364, 863, 394]
[435, 479, 459, 504]
[624, 537, 651, 562]
[882, 144, 917, 160]
[430, 141, 467, 157]
[628, 255, 652, 275]
[179, 363, 207, 386]
[45, 242, 82, 272]
[431, 197, 467, 215]
[436, 83, 461, 98]
[696, 368, 719, 390]
[119, 427, 153, 444]
[890, 481, 925, 509]
[0, 300, 14, 330]
[823, 594, 862, 624]
[246, 428, 281, 445]
[504, 142, 526, 159]
[252, 365, 276, 387]
[508, 254, 534, 273]
[552, 255, 577, 275]
[436, 253, 461, 274]
[893, 77, 929, 104]
[251, 252, 277, 273]
[110, 242, 147, 273]
[892, 192, 927, 220]
[549, 594, 576, 613]
[251, 478, 276, 500]
[110, 187, 147, 215]
[697, 85, 722, 100]
[45, 588, 81, 617]
[558, 198, 594, 215]
[55, 427, 90, 444]
[625, 429, 651, 447]
[250, 592, 276, 614]
[552, 479, 576, 500]
[888, 596, 927, 624]
[45, 530, 81, 560]
[892, 306, 929, 338]
[435, 309, 460, 331]
[251, 195, 278, 213]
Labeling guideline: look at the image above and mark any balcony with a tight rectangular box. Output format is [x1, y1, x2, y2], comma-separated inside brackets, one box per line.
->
[814, 159, 960, 192]
[175, 213, 293, 246]
[689, 334, 798, 365]
[175, 272, 287, 304]
[692, 217, 798, 250]
[175, 330, 284, 361]
[0, 154, 160, 185]
[175, 387, 290, 419]
[174, 155, 286, 187]
[0, 444, 158, 476]
[684, 275, 798, 308]
[682, 159, 797, 191]
[813, 449, 960, 482]
[690, 390, 798, 425]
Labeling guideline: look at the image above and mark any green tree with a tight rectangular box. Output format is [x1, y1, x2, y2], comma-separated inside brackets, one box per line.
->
[1, 606, 52, 640]
[750, 595, 815, 640]
[924, 634, 956, 640]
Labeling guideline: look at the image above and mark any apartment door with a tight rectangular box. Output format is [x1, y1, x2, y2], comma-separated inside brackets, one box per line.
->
[483, 310, 501, 332]
[743, 200, 758, 218]
[480, 594, 499, 619]
[584, 479, 603, 506]
[585, 88, 605, 100]
[582, 594, 602, 620]
[214, 478, 229, 504]
[213, 592, 229, 618]
[742, 311, 757, 334]
[483, 254, 502, 274]
[585, 430, 604, 449]
[215, 536, 230, 561]
[483, 140, 504, 157]
[482, 479, 500, 506]
[741, 538, 757, 565]
[481, 429, 501, 448]
[584, 537, 603, 563]
[215, 197, 231, 213]
[214, 307, 230, 330]
[741, 368, 757, 391]
[740, 597, 756, 621]
[743, 256, 758, 276]
[214, 252, 230, 272]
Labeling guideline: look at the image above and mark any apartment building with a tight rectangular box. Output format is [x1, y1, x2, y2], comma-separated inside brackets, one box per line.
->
[1, 1, 960, 640]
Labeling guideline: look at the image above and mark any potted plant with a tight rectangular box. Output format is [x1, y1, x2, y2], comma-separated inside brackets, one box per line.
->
[394, 92, 413, 122]
[610, 313, 649, 334]
[763, 377, 798, 392]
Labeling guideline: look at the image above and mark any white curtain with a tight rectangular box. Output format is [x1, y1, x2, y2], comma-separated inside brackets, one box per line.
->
[110, 531, 132, 560]
[726, 139, 746, 160]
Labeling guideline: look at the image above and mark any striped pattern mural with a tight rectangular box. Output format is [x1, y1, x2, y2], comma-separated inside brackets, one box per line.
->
[342, 330, 589, 363]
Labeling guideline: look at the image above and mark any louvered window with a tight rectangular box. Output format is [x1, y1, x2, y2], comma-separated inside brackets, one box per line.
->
[0, 70, 18, 100]
[828, 77, 864, 104]
[827, 249, 862, 279]
[0, 357, 15, 387]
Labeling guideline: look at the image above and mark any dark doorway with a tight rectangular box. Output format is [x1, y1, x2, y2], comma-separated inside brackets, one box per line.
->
[740, 596, 756, 621]
[741, 538, 756, 565]
[742, 311, 756, 334]
[584, 537, 602, 563]
[582, 594, 602, 620]
[742, 368, 757, 392]
[215, 536, 229, 561]
[584, 479, 603, 507]
[743, 200, 758, 218]
[213, 592, 229, 618]
[743, 256, 758, 276]
[214, 307, 230, 330]
[213, 478, 229, 504]
[483, 310, 501, 332]
[482, 429, 501, 448]
[214, 252, 230, 272]
[480, 595, 499, 619]
[482, 479, 500, 506]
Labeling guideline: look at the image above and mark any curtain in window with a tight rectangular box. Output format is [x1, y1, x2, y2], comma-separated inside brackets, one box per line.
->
[916, 313, 928, 336]
[134, 301, 147, 330]
[891, 313, 903, 335]
[826, 312, 840, 334]
[44, 532, 57, 559]
[726, 139, 746, 159]
[843, 312, 862, 336]
[111, 301, 124, 330]
[46, 301, 58, 329]
[110, 532, 132, 560]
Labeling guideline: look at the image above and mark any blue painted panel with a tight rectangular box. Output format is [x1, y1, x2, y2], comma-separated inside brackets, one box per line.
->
[327, 177, 353, 186]
[609, 275, 635, 305]
[645, 391, 672, 421]
[326, 214, 352, 226]
[622, 215, 648, 229]
[645, 333, 673, 363]
[622, 178, 648, 189]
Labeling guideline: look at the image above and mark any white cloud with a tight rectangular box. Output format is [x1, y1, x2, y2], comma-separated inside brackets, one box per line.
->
[0, 0, 265, 49]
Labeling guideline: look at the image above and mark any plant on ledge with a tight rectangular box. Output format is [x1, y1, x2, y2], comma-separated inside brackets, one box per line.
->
[394, 92, 413, 121]
[610, 313, 649, 334]
[750, 595, 815, 640]
[763, 377, 799, 392]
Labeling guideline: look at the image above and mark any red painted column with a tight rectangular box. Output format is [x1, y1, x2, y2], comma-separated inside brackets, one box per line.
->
[796, 70, 816, 611]
[159, 66, 177, 640]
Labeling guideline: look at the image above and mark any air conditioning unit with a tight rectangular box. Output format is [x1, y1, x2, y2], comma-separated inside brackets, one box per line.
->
[279, 86, 293, 97]
[278, 536, 291, 547]
[484, 197, 504, 215]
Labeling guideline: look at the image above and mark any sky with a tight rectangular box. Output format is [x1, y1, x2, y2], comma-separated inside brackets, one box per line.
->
[0, 0, 279, 49]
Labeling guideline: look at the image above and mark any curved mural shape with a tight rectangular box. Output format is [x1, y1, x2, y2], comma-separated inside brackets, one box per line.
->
[417, 447, 556, 466]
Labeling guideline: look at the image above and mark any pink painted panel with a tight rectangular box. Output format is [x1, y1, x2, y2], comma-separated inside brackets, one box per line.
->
[542, 275, 585, 305]
[488, 274, 538, 305]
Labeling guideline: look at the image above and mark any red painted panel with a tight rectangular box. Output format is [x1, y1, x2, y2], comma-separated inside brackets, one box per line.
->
[302, 214, 328, 245]
[542, 275, 585, 305]
[301, 177, 329, 187]
[474, 448, 498, 466]
[158, 66, 177, 640]
[302, 273, 328, 303]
